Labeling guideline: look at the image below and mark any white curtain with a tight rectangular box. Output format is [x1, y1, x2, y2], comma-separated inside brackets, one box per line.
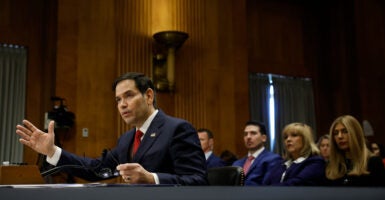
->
[249, 73, 316, 155]
[0, 44, 27, 164]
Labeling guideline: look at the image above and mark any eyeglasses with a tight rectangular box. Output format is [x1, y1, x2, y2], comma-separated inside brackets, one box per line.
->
[41, 149, 120, 179]
[93, 149, 120, 178]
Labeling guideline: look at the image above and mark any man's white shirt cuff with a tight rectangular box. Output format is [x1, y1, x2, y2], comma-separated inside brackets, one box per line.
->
[152, 173, 160, 184]
[46, 146, 62, 166]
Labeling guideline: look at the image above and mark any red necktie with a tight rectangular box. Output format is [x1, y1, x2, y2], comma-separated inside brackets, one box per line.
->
[243, 156, 254, 175]
[132, 130, 143, 156]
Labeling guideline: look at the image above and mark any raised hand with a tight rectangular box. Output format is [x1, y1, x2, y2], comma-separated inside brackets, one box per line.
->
[16, 120, 57, 157]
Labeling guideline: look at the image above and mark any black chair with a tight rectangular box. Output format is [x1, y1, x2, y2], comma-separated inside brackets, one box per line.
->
[207, 166, 244, 186]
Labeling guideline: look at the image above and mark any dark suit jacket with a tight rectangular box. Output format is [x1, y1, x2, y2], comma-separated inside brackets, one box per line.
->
[206, 153, 226, 169]
[328, 156, 385, 187]
[57, 110, 208, 185]
[232, 149, 282, 185]
[263, 155, 327, 186]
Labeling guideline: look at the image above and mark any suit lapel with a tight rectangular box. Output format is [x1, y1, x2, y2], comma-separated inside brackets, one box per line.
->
[132, 110, 165, 162]
[246, 149, 267, 176]
[119, 130, 135, 163]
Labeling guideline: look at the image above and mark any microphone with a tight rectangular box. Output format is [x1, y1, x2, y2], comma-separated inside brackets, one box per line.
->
[41, 165, 89, 177]
[40, 149, 120, 179]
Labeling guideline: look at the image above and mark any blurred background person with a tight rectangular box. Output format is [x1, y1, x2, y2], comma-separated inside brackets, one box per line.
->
[370, 142, 385, 167]
[317, 134, 330, 162]
[326, 115, 385, 186]
[220, 150, 238, 166]
[263, 123, 327, 186]
[197, 128, 226, 168]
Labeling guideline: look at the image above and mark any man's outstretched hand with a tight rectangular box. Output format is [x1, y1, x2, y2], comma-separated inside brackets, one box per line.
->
[16, 120, 57, 157]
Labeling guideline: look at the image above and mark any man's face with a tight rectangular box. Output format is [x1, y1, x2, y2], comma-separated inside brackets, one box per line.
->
[115, 79, 153, 126]
[243, 125, 266, 152]
[198, 131, 212, 153]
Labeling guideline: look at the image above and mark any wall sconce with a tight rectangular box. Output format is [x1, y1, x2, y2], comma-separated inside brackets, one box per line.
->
[152, 31, 189, 92]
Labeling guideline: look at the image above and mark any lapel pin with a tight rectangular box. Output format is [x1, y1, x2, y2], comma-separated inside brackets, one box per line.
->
[150, 133, 156, 137]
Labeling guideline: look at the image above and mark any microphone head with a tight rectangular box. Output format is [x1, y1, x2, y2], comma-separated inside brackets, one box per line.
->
[102, 149, 108, 159]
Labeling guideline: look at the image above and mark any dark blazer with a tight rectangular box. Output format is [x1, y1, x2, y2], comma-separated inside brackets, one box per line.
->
[263, 155, 327, 186]
[57, 110, 208, 185]
[206, 153, 226, 169]
[328, 156, 385, 187]
[232, 149, 282, 185]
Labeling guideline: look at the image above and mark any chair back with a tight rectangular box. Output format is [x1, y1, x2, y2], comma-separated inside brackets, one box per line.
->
[207, 166, 244, 186]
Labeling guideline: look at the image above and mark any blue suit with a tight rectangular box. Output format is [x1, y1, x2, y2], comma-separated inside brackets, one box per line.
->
[206, 153, 226, 169]
[57, 110, 208, 185]
[232, 149, 282, 185]
[263, 156, 326, 186]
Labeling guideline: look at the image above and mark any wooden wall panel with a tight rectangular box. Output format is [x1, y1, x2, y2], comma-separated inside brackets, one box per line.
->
[77, 0, 116, 156]
[115, 0, 153, 136]
[354, 0, 385, 144]
[56, 0, 117, 157]
[230, 0, 249, 156]
[55, 0, 79, 154]
[3, 0, 385, 174]
[309, 0, 385, 144]
[247, 0, 308, 77]
[114, 0, 249, 157]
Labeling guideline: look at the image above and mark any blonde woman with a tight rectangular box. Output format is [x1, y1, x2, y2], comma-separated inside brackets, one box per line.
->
[263, 123, 326, 186]
[326, 115, 385, 186]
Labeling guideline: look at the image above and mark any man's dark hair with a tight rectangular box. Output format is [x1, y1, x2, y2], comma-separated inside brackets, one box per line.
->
[245, 120, 267, 135]
[112, 72, 157, 107]
[197, 128, 214, 139]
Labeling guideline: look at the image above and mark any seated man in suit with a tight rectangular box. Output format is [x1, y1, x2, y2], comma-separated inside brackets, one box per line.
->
[197, 128, 226, 168]
[232, 121, 282, 185]
[16, 72, 207, 185]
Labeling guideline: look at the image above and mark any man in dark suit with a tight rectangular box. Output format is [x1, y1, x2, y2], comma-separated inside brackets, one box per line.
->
[197, 128, 226, 169]
[16, 72, 207, 185]
[232, 121, 282, 185]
